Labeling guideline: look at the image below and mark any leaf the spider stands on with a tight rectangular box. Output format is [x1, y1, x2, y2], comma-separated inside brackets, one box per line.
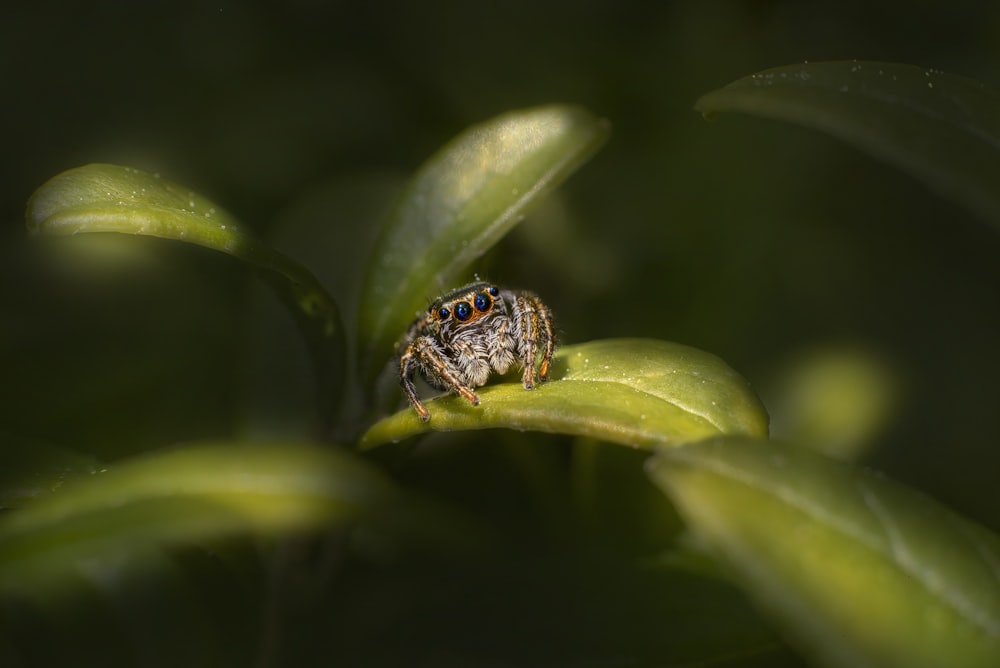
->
[25, 163, 346, 420]
[696, 61, 1000, 227]
[360, 338, 768, 450]
[0, 442, 392, 598]
[357, 105, 609, 388]
[647, 436, 1000, 668]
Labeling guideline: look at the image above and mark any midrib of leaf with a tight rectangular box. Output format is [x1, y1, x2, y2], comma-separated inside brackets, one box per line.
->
[670, 448, 1000, 640]
[567, 377, 721, 434]
[857, 481, 1000, 639]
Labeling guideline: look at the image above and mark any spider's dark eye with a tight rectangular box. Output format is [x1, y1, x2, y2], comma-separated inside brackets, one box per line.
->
[437, 307, 450, 320]
[488, 286, 499, 297]
[474, 292, 492, 312]
[454, 301, 473, 322]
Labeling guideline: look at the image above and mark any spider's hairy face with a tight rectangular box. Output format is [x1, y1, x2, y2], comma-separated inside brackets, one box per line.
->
[397, 281, 556, 422]
[424, 282, 507, 344]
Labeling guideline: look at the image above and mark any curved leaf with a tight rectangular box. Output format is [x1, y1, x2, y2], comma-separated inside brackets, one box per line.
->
[0, 442, 392, 595]
[358, 105, 609, 384]
[696, 61, 1000, 225]
[25, 164, 345, 420]
[647, 437, 1000, 668]
[360, 338, 768, 449]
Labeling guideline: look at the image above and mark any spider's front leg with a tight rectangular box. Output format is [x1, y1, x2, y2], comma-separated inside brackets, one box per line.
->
[399, 336, 479, 422]
[510, 291, 556, 389]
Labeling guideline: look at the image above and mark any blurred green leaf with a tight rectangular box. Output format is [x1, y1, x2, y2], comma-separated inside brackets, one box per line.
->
[360, 338, 768, 449]
[0, 442, 392, 596]
[765, 345, 899, 460]
[0, 439, 101, 508]
[357, 105, 609, 385]
[25, 163, 346, 421]
[696, 61, 1000, 225]
[0, 439, 101, 509]
[647, 436, 1000, 668]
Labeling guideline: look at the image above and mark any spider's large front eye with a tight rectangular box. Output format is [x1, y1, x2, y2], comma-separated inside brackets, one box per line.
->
[474, 292, 492, 312]
[437, 307, 450, 320]
[454, 301, 473, 322]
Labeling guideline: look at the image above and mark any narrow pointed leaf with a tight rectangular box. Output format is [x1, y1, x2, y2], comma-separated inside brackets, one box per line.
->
[0, 442, 392, 595]
[647, 437, 1000, 668]
[26, 164, 345, 419]
[360, 339, 768, 449]
[696, 61, 1000, 225]
[358, 105, 609, 383]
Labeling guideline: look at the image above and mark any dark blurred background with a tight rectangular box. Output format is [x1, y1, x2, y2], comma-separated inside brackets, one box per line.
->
[4, 0, 1000, 529]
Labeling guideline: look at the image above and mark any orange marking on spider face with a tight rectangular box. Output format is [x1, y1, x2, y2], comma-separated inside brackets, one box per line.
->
[444, 291, 494, 326]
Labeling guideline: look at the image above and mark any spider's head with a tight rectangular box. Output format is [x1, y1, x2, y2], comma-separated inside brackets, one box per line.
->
[429, 282, 503, 333]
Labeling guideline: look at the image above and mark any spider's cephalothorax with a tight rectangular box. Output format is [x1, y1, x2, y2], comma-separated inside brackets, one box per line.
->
[396, 281, 556, 422]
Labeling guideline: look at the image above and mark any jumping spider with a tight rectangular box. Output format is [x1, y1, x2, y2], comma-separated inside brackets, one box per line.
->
[397, 281, 556, 422]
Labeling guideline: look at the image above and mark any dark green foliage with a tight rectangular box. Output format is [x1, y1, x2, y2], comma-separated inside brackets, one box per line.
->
[4, 4, 1000, 667]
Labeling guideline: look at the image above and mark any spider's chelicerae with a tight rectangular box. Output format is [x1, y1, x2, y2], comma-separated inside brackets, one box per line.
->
[397, 281, 556, 422]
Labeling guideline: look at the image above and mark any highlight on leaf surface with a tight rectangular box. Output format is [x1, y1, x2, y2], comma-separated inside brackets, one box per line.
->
[0, 442, 392, 596]
[28, 164, 256, 256]
[357, 105, 610, 385]
[26, 163, 346, 418]
[647, 436, 1000, 668]
[360, 338, 768, 450]
[696, 60, 1000, 226]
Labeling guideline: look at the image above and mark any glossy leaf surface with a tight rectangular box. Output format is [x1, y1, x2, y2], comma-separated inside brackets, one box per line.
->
[648, 437, 1000, 668]
[357, 105, 609, 383]
[360, 338, 768, 449]
[696, 61, 1000, 225]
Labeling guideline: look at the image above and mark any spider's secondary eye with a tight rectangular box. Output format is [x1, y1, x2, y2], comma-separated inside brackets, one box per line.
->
[438, 307, 450, 320]
[474, 292, 492, 312]
[488, 286, 499, 297]
[454, 302, 473, 321]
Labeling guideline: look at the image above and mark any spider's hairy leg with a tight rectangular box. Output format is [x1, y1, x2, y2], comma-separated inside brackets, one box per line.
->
[395, 312, 432, 358]
[400, 336, 479, 421]
[535, 298, 555, 382]
[513, 293, 540, 390]
[399, 349, 431, 421]
[510, 291, 556, 389]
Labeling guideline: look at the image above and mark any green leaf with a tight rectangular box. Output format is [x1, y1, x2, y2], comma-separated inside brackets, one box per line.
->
[25, 163, 345, 421]
[357, 105, 609, 384]
[0, 439, 101, 509]
[765, 345, 899, 460]
[360, 338, 768, 450]
[647, 437, 1000, 668]
[696, 61, 1000, 225]
[0, 442, 391, 596]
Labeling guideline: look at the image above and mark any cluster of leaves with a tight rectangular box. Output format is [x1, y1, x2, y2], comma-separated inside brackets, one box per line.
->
[3, 62, 1000, 667]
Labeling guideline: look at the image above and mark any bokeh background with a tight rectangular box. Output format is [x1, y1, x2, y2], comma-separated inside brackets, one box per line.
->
[4, 2, 1000, 661]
